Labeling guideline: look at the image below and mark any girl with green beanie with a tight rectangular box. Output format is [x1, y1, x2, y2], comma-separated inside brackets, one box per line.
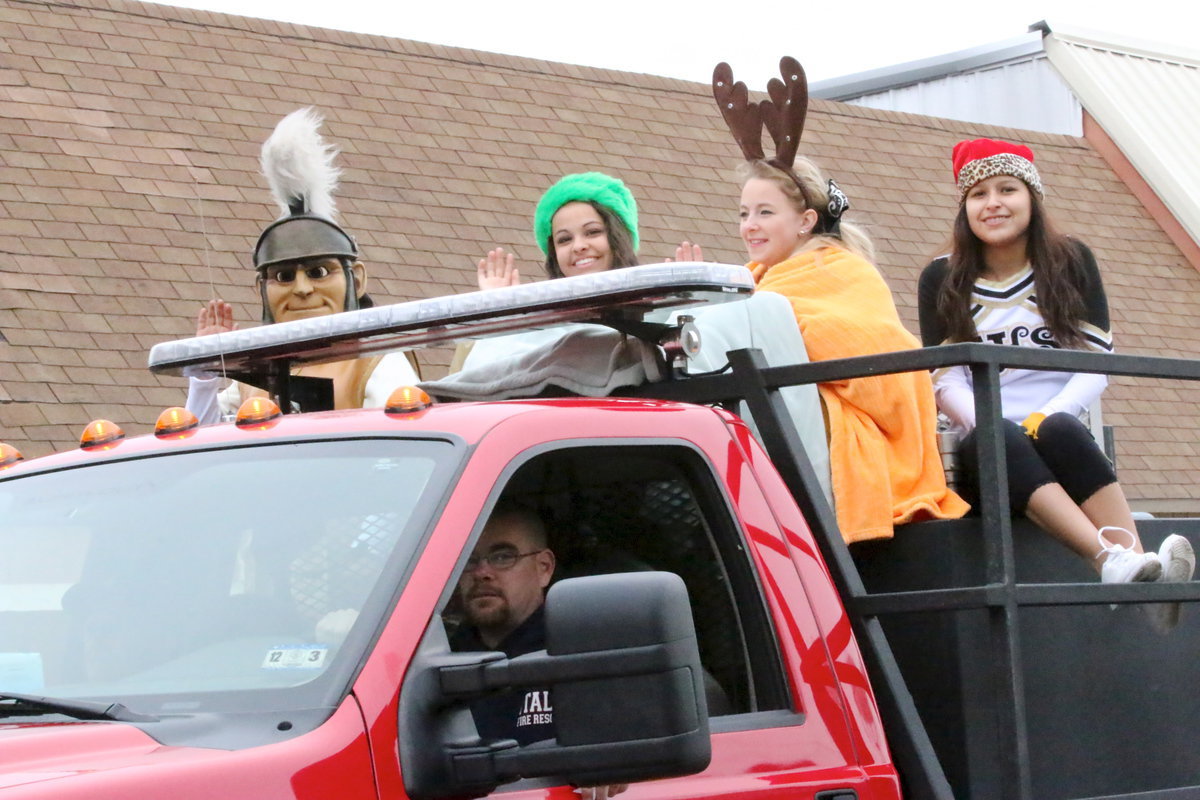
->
[477, 171, 700, 288]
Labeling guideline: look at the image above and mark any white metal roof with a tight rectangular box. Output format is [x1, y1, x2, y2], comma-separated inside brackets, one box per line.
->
[811, 22, 1200, 248]
[810, 31, 1046, 100]
[817, 50, 1081, 136]
[1041, 25, 1200, 247]
[810, 30, 1081, 136]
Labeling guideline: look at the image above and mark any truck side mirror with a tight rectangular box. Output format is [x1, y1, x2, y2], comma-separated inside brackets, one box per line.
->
[400, 572, 711, 799]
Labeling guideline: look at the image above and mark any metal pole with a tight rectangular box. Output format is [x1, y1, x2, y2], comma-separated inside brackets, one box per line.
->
[266, 359, 292, 414]
[969, 361, 1031, 800]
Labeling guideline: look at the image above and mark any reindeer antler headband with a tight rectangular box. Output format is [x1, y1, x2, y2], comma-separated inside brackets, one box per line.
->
[712, 56, 849, 235]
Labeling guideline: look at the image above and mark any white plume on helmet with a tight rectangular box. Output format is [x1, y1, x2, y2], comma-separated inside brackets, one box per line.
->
[260, 107, 341, 220]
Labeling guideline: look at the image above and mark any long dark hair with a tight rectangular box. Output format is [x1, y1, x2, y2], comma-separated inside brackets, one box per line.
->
[543, 202, 638, 279]
[938, 190, 1087, 349]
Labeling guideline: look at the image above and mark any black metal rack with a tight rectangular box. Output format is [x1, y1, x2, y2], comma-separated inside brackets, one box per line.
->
[629, 342, 1200, 800]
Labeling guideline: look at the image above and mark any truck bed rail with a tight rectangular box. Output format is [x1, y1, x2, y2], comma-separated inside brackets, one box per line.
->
[629, 343, 1200, 800]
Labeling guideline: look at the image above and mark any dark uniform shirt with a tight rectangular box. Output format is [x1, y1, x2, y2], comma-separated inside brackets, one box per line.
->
[448, 606, 555, 746]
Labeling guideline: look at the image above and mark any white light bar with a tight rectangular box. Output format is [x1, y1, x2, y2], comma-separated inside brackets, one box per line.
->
[148, 262, 754, 378]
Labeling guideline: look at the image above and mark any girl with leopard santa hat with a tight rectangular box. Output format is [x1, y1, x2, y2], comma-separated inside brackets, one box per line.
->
[918, 137, 1194, 628]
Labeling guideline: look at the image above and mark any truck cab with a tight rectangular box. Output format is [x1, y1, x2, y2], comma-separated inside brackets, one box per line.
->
[5, 393, 896, 798]
[0, 264, 896, 799]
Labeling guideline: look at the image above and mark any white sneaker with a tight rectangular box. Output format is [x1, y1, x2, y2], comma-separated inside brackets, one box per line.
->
[1158, 534, 1196, 583]
[1098, 526, 1162, 584]
[1147, 534, 1196, 633]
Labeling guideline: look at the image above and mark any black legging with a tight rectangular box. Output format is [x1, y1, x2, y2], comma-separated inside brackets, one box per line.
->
[957, 412, 1118, 514]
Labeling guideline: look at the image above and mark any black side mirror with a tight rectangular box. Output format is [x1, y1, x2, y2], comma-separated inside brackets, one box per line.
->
[400, 572, 711, 799]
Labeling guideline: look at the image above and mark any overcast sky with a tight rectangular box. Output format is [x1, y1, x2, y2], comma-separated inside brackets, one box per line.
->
[149, 0, 1197, 87]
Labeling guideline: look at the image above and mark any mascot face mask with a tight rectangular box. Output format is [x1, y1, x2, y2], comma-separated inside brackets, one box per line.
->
[252, 108, 370, 322]
[260, 256, 367, 324]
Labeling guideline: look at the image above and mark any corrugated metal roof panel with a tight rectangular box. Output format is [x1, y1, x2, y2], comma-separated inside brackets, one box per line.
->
[810, 32, 1046, 99]
[844, 55, 1081, 136]
[1044, 30, 1200, 245]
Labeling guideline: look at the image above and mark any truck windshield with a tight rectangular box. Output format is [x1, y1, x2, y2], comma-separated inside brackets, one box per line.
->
[0, 438, 448, 714]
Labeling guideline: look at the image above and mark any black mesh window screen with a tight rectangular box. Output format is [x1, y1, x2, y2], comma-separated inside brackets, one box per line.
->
[485, 444, 790, 716]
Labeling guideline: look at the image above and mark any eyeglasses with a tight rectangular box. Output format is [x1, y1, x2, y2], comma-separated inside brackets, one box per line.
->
[464, 548, 544, 572]
[264, 263, 338, 284]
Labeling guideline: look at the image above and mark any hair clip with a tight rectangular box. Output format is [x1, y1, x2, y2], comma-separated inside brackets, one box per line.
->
[826, 179, 849, 219]
[811, 179, 850, 235]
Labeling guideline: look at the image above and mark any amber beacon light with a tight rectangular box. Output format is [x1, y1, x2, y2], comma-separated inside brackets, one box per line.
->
[0, 442, 24, 469]
[385, 386, 433, 417]
[235, 396, 282, 429]
[155, 407, 200, 438]
[80, 419, 125, 450]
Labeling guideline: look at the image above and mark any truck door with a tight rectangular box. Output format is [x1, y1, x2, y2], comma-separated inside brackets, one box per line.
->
[403, 439, 896, 800]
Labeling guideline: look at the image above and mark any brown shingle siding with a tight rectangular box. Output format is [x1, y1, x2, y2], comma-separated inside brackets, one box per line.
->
[2, 0, 1199, 509]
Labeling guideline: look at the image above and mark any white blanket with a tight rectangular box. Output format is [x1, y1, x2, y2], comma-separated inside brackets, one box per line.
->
[671, 292, 830, 502]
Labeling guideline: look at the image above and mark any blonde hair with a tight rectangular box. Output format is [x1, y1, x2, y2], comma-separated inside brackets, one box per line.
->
[737, 159, 875, 264]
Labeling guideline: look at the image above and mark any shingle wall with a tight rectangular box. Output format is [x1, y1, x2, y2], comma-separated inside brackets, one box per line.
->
[1, 0, 1198, 510]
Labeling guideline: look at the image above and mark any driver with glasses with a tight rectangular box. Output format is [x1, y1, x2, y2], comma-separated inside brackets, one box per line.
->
[449, 505, 628, 800]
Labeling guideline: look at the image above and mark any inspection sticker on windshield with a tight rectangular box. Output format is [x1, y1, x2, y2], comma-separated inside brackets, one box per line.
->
[262, 644, 328, 670]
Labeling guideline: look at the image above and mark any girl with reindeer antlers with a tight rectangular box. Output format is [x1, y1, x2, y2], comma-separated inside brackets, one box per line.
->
[712, 56, 968, 544]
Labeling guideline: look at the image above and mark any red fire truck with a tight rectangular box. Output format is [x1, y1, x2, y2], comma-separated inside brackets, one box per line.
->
[2, 264, 1197, 800]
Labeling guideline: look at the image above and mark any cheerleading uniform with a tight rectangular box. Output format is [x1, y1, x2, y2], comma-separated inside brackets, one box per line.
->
[917, 240, 1118, 511]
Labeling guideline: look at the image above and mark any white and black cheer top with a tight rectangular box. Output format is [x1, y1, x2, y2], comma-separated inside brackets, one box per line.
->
[917, 240, 1113, 434]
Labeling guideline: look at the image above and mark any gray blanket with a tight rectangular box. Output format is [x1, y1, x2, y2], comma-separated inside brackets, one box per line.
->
[419, 292, 831, 503]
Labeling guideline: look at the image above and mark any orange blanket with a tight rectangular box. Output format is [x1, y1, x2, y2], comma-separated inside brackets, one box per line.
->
[752, 246, 968, 542]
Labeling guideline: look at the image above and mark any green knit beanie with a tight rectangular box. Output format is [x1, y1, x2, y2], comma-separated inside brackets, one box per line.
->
[533, 172, 639, 256]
